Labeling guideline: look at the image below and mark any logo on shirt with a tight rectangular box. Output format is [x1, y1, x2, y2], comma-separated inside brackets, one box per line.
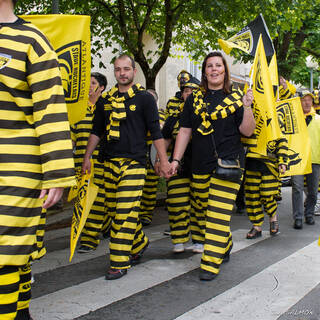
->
[129, 105, 136, 112]
[0, 53, 11, 70]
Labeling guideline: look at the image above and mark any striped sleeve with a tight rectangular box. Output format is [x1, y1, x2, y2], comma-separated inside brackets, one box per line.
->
[26, 25, 75, 189]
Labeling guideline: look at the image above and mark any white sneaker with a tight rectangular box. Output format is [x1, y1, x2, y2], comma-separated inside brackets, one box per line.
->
[314, 198, 320, 215]
[192, 243, 204, 253]
[173, 243, 185, 253]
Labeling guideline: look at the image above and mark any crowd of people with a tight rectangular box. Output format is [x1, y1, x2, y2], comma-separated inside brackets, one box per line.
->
[0, 0, 319, 318]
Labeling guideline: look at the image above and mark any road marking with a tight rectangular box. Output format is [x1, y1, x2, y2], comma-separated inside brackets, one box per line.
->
[32, 223, 170, 274]
[30, 229, 268, 320]
[175, 241, 320, 320]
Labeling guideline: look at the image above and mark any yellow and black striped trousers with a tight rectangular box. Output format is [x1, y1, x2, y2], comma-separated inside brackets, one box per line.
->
[139, 166, 159, 224]
[80, 161, 112, 248]
[189, 174, 210, 244]
[104, 158, 148, 269]
[244, 170, 279, 226]
[0, 264, 31, 320]
[167, 175, 191, 244]
[200, 176, 241, 274]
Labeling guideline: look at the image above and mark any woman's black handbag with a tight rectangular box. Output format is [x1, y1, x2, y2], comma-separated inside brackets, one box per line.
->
[210, 134, 242, 182]
[215, 158, 242, 182]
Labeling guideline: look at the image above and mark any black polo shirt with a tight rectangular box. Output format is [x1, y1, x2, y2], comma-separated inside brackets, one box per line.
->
[92, 89, 163, 166]
[180, 89, 244, 174]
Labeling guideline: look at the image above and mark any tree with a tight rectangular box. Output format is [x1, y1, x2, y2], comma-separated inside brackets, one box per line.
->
[16, 0, 252, 89]
[17, 1, 318, 88]
[221, 0, 320, 87]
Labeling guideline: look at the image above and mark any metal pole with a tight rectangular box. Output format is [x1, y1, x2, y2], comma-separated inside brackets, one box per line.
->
[310, 68, 313, 92]
[52, 0, 59, 14]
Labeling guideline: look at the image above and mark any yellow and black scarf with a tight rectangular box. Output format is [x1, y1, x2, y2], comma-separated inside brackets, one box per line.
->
[105, 83, 144, 140]
[193, 88, 243, 135]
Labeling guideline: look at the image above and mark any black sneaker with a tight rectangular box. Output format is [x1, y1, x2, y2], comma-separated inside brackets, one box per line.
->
[105, 268, 127, 280]
[199, 269, 217, 281]
[305, 216, 315, 225]
[140, 218, 152, 226]
[130, 241, 149, 266]
[77, 245, 95, 253]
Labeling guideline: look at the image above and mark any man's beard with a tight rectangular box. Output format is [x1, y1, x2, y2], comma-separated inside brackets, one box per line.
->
[118, 76, 134, 86]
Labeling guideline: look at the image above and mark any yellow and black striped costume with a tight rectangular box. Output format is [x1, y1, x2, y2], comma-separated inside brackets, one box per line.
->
[165, 92, 183, 120]
[163, 101, 196, 245]
[71, 101, 111, 249]
[92, 86, 162, 270]
[139, 109, 166, 225]
[189, 174, 210, 244]
[180, 87, 245, 276]
[244, 82, 293, 228]
[0, 18, 75, 319]
[245, 138, 288, 226]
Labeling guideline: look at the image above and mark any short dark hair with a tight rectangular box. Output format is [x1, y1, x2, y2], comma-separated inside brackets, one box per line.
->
[91, 72, 107, 91]
[115, 54, 135, 69]
[200, 51, 231, 94]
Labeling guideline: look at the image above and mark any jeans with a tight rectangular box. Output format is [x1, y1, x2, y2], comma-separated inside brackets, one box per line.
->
[291, 163, 320, 220]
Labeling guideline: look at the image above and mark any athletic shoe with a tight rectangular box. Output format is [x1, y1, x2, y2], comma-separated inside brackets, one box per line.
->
[77, 245, 95, 253]
[173, 243, 185, 253]
[105, 268, 127, 280]
[140, 218, 152, 226]
[130, 240, 149, 266]
[314, 201, 320, 216]
[192, 243, 204, 253]
[199, 269, 217, 281]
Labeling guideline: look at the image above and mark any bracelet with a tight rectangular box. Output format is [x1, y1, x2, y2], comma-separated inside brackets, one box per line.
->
[155, 158, 160, 163]
[172, 158, 181, 166]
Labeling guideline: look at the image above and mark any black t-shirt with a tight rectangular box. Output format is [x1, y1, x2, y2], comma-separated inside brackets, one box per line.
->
[92, 89, 163, 166]
[180, 89, 244, 174]
[162, 115, 192, 177]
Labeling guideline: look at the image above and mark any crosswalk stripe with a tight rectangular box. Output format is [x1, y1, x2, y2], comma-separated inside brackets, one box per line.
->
[30, 229, 269, 320]
[175, 240, 320, 320]
[32, 223, 170, 274]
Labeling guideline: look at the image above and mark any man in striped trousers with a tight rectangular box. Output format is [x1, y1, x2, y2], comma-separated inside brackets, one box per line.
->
[0, 0, 76, 318]
[82, 54, 170, 280]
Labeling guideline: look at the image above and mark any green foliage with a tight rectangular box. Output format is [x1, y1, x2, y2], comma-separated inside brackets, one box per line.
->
[15, 0, 320, 88]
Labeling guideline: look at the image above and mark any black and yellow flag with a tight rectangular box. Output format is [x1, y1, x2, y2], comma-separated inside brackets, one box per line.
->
[69, 167, 98, 261]
[218, 14, 274, 57]
[21, 15, 91, 125]
[276, 97, 312, 176]
[251, 35, 281, 154]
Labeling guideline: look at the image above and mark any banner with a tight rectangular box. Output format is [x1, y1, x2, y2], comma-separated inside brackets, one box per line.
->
[69, 165, 98, 261]
[276, 97, 312, 176]
[21, 15, 91, 125]
[251, 35, 281, 148]
[269, 53, 279, 99]
[218, 14, 274, 57]
[67, 168, 82, 202]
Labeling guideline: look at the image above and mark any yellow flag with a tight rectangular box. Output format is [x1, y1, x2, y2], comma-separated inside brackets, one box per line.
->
[252, 35, 281, 144]
[276, 97, 312, 176]
[67, 168, 82, 202]
[69, 166, 99, 262]
[249, 102, 268, 155]
[21, 14, 91, 125]
[218, 14, 274, 57]
[269, 53, 279, 100]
